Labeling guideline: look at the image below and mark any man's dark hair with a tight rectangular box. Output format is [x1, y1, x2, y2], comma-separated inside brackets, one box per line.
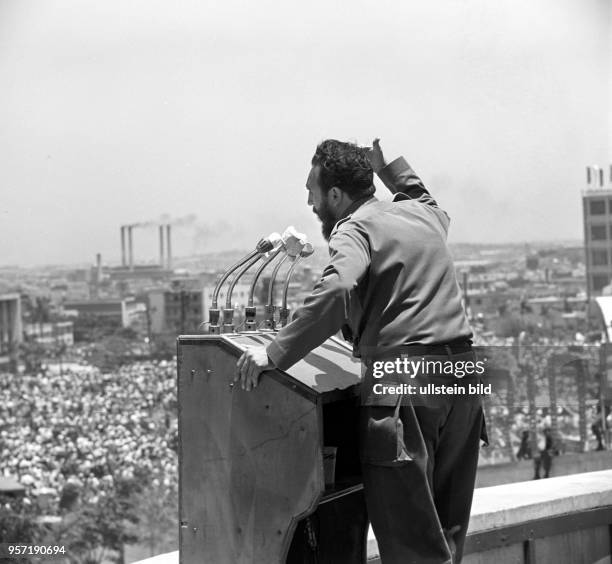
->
[311, 139, 374, 199]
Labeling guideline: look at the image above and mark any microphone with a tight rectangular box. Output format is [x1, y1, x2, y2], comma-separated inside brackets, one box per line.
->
[244, 226, 303, 331]
[222, 234, 283, 333]
[279, 243, 314, 327]
[259, 227, 307, 330]
[281, 226, 308, 258]
[208, 232, 281, 334]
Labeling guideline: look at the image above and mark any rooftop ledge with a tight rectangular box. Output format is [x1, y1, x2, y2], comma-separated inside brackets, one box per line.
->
[133, 469, 612, 564]
[468, 468, 612, 533]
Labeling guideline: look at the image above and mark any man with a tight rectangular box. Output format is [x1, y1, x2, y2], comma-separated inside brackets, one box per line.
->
[533, 426, 555, 479]
[237, 139, 486, 563]
[516, 429, 532, 460]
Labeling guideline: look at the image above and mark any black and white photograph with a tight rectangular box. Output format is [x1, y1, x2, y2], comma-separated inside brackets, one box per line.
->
[1, 1, 612, 563]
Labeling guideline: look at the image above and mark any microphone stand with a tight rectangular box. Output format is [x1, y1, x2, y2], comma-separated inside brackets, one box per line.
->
[259, 254, 290, 330]
[279, 243, 314, 327]
[224, 240, 284, 333]
[208, 235, 278, 334]
[243, 247, 284, 331]
[222, 254, 262, 333]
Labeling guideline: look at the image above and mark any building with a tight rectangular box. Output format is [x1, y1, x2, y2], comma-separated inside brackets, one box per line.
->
[0, 293, 22, 366]
[148, 283, 252, 335]
[148, 288, 206, 334]
[23, 321, 74, 347]
[63, 298, 145, 329]
[167, 289, 206, 334]
[583, 166, 612, 300]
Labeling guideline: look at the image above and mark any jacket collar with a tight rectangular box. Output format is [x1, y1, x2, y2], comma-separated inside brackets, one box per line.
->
[337, 195, 377, 222]
[329, 195, 377, 241]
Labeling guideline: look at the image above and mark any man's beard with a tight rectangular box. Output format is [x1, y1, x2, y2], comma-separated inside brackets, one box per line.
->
[313, 201, 337, 241]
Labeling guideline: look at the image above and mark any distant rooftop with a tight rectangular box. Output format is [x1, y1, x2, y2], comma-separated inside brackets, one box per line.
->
[582, 187, 612, 197]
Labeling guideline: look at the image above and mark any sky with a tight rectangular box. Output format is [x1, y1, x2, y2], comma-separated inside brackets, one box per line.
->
[1, 0, 611, 266]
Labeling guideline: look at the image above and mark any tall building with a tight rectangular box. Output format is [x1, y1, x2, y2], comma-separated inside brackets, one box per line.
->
[583, 166, 612, 300]
[0, 293, 22, 366]
[148, 287, 208, 335]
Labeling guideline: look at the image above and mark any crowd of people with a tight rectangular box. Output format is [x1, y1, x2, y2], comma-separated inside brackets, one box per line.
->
[0, 359, 178, 510]
[0, 323, 608, 511]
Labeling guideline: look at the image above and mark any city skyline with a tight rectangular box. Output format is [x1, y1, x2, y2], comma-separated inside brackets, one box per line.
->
[0, 234, 588, 270]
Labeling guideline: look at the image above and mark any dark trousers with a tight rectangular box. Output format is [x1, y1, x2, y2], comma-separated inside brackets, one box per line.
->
[533, 450, 552, 479]
[359, 375, 484, 564]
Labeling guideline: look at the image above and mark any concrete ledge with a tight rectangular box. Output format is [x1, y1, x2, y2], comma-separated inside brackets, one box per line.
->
[131, 552, 177, 564]
[475, 451, 612, 488]
[132, 470, 612, 564]
[468, 469, 612, 533]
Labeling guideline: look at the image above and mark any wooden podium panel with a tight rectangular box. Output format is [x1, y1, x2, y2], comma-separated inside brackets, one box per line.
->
[178, 334, 365, 564]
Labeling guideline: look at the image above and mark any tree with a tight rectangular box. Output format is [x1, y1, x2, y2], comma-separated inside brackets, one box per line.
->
[87, 336, 134, 371]
[57, 477, 141, 564]
[129, 480, 178, 557]
[0, 494, 43, 546]
[19, 340, 47, 373]
[149, 334, 176, 360]
[475, 345, 519, 461]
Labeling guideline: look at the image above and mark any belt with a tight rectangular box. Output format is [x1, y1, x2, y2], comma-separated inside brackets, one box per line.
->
[400, 339, 473, 356]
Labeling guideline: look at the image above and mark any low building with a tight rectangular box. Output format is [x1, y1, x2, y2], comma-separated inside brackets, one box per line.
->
[23, 321, 74, 347]
[63, 298, 143, 328]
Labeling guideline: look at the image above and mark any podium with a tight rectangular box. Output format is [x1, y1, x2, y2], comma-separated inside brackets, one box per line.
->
[177, 332, 367, 563]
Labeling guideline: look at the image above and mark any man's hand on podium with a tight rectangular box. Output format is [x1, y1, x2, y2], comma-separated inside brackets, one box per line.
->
[236, 346, 275, 391]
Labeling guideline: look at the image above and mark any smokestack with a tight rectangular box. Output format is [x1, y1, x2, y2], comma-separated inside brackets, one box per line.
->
[121, 226, 126, 267]
[166, 224, 172, 270]
[586, 166, 592, 185]
[96, 253, 102, 281]
[159, 225, 165, 269]
[128, 226, 134, 271]
[600, 167, 605, 187]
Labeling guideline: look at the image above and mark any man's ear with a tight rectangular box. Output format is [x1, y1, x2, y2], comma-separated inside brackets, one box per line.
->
[327, 186, 343, 206]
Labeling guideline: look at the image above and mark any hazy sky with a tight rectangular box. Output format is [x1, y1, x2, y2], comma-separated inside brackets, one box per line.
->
[1, 0, 611, 266]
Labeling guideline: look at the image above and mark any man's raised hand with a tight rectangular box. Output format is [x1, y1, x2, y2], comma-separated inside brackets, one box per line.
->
[366, 138, 386, 174]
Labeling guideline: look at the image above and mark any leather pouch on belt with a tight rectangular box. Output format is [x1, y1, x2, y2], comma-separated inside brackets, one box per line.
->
[359, 398, 413, 466]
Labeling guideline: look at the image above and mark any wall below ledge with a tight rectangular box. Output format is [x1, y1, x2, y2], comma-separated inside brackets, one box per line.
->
[132, 470, 612, 564]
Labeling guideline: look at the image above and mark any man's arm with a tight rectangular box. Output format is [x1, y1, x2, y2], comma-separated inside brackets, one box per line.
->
[236, 225, 369, 390]
[267, 226, 370, 369]
[367, 138, 441, 209]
